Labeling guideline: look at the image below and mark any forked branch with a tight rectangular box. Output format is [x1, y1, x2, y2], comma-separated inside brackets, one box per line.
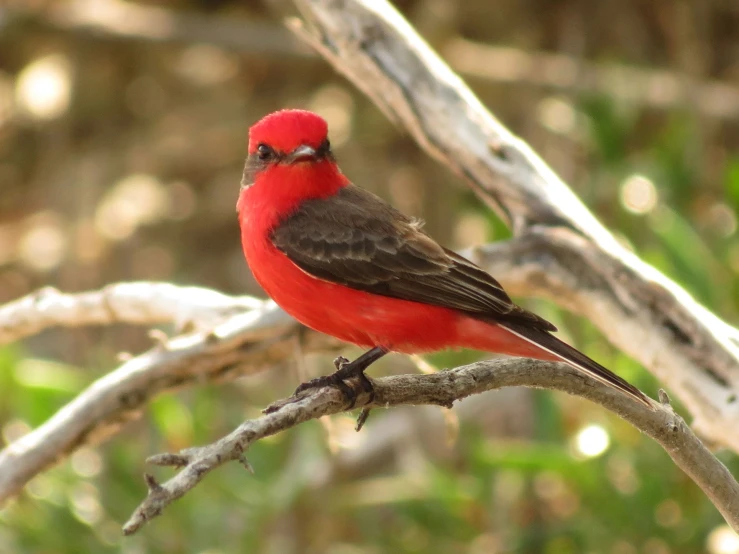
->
[290, 0, 739, 451]
[122, 359, 739, 535]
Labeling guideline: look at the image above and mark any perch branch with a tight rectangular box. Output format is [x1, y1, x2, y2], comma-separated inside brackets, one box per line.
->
[290, 0, 739, 451]
[122, 358, 739, 535]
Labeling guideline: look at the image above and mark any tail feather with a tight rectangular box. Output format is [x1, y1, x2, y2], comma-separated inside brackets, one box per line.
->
[499, 322, 652, 408]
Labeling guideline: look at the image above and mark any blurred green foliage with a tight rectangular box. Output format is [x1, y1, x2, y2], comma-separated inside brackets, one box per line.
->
[2, 0, 739, 553]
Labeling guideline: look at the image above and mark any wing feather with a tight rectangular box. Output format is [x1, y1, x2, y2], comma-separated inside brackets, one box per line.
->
[270, 185, 555, 331]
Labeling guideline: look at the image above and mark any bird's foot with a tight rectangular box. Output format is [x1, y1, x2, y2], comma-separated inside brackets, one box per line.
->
[294, 355, 375, 408]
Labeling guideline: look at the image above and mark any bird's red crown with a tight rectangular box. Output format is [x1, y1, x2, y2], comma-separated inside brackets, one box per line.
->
[248, 109, 329, 155]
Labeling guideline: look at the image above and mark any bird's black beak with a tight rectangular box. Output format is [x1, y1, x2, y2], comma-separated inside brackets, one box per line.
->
[286, 145, 317, 164]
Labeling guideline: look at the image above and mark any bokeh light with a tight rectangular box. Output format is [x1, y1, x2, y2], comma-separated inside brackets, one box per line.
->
[15, 54, 72, 120]
[537, 96, 578, 135]
[620, 174, 658, 215]
[18, 212, 68, 272]
[655, 499, 682, 528]
[708, 203, 737, 237]
[2, 419, 31, 444]
[176, 44, 239, 86]
[69, 482, 102, 526]
[708, 526, 739, 554]
[607, 454, 640, 495]
[573, 424, 610, 458]
[308, 85, 354, 148]
[71, 448, 103, 479]
[94, 173, 168, 240]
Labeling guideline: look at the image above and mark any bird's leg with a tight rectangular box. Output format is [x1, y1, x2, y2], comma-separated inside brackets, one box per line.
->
[294, 347, 387, 407]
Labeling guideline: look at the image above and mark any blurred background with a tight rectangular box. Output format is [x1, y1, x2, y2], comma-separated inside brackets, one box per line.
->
[2, 0, 739, 552]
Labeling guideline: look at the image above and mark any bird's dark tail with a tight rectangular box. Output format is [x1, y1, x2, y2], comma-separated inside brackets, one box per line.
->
[499, 322, 652, 408]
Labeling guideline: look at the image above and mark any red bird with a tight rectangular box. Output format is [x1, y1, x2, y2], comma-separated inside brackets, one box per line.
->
[237, 109, 650, 407]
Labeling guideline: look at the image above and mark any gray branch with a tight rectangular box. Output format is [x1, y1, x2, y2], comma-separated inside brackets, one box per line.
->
[0, 282, 263, 347]
[122, 359, 739, 535]
[0, 286, 338, 505]
[291, 0, 739, 451]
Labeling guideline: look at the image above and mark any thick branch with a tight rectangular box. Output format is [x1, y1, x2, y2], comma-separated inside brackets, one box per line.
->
[0, 295, 338, 504]
[122, 358, 739, 535]
[291, 0, 739, 450]
[0, 282, 263, 346]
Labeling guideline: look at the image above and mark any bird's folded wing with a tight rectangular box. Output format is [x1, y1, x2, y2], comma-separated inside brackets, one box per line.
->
[270, 185, 555, 332]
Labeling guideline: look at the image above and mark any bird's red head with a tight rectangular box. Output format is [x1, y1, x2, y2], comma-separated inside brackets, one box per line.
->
[241, 109, 342, 191]
[238, 109, 348, 222]
[248, 109, 328, 157]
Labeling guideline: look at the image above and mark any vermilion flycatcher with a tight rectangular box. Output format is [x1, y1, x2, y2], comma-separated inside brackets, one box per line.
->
[237, 109, 650, 407]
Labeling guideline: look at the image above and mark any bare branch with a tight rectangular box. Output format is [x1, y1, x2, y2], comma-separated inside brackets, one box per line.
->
[122, 358, 739, 535]
[0, 282, 264, 347]
[290, 0, 739, 451]
[0, 296, 338, 504]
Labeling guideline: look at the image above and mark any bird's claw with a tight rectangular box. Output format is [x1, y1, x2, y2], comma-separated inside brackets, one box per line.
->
[294, 373, 354, 400]
[294, 356, 375, 409]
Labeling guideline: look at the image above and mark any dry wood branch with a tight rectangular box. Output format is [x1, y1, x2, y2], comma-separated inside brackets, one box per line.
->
[0, 282, 263, 347]
[291, 0, 739, 451]
[122, 358, 739, 535]
[0, 291, 339, 504]
[4, 279, 730, 529]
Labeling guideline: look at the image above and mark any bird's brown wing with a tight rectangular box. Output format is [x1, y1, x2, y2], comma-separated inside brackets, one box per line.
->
[270, 184, 555, 332]
[271, 184, 651, 407]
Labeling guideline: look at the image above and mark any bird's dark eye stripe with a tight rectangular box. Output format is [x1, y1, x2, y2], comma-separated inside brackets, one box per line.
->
[250, 140, 330, 166]
[316, 139, 331, 158]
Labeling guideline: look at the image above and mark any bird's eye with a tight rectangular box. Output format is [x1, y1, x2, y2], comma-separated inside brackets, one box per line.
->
[257, 144, 274, 161]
